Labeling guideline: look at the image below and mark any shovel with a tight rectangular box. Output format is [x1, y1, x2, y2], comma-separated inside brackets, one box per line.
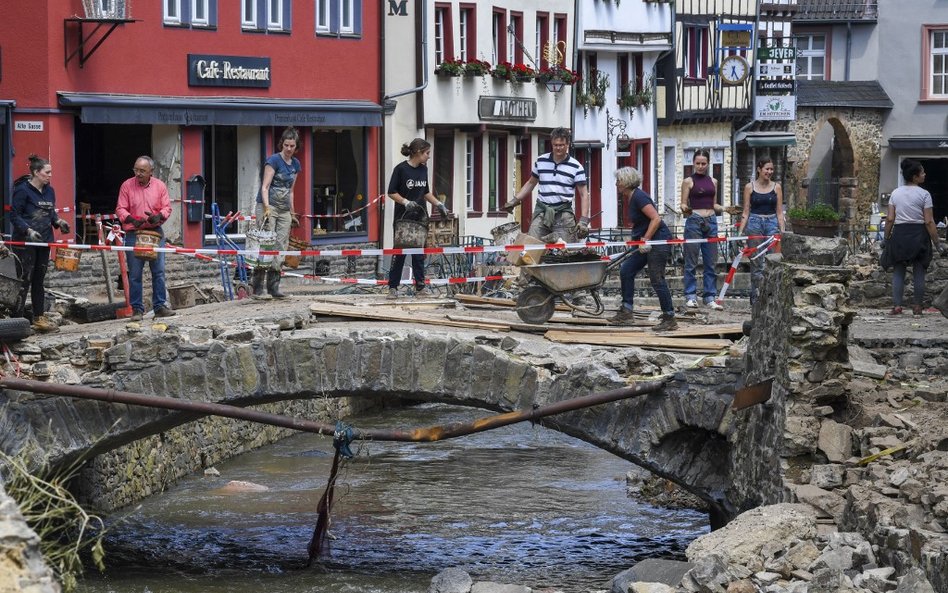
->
[731, 378, 774, 411]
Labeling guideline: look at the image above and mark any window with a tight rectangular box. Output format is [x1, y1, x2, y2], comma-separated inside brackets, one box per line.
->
[492, 9, 506, 65]
[926, 26, 948, 98]
[243, 0, 257, 28]
[192, 0, 208, 25]
[434, 5, 454, 65]
[459, 4, 476, 62]
[487, 135, 507, 212]
[465, 138, 475, 210]
[536, 13, 549, 69]
[314, 0, 362, 36]
[268, 0, 283, 29]
[795, 33, 826, 81]
[554, 14, 568, 64]
[684, 25, 709, 80]
[164, 0, 181, 23]
[509, 12, 523, 65]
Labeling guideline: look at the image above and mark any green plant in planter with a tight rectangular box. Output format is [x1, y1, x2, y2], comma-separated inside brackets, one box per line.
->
[434, 59, 464, 77]
[578, 70, 609, 109]
[510, 63, 536, 81]
[619, 77, 653, 111]
[787, 203, 840, 222]
[491, 61, 513, 80]
[463, 59, 491, 77]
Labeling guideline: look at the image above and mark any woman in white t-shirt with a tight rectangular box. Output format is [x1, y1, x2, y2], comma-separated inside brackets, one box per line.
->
[883, 159, 946, 317]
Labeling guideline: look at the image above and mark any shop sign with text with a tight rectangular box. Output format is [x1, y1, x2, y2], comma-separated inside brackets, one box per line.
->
[755, 95, 796, 121]
[478, 96, 537, 121]
[188, 54, 271, 88]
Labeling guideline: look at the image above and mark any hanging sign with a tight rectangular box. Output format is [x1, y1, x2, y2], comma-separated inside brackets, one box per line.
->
[755, 95, 796, 121]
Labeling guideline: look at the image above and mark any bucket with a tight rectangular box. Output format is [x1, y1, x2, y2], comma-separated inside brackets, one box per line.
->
[393, 219, 429, 248]
[134, 230, 162, 261]
[167, 284, 197, 310]
[54, 247, 81, 272]
[0, 273, 22, 308]
[490, 222, 522, 246]
[283, 237, 310, 269]
[246, 224, 277, 268]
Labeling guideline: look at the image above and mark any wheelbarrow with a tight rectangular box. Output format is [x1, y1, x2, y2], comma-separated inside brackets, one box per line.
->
[515, 248, 638, 324]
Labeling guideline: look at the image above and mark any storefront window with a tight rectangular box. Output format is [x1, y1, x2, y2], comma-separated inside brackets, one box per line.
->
[312, 128, 366, 237]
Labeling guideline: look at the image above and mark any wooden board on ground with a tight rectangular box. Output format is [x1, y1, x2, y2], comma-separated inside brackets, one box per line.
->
[544, 330, 732, 351]
[311, 294, 456, 309]
[309, 303, 509, 331]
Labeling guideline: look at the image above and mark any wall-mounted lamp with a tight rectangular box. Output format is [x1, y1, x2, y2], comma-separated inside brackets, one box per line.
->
[545, 77, 565, 93]
[606, 109, 629, 150]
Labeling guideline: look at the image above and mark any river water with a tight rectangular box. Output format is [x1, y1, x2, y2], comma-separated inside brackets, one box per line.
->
[78, 404, 708, 593]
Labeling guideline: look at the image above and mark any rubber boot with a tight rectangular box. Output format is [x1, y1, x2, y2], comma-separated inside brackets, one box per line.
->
[267, 270, 287, 299]
[251, 269, 271, 300]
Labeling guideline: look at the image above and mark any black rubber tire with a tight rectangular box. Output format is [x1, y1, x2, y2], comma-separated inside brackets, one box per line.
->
[69, 302, 122, 323]
[516, 285, 556, 324]
[0, 317, 33, 342]
[742, 320, 754, 337]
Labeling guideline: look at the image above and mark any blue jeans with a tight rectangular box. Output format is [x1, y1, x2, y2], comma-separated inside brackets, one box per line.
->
[683, 214, 719, 303]
[619, 244, 674, 315]
[127, 230, 167, 313]
[744, 214, 779, 305]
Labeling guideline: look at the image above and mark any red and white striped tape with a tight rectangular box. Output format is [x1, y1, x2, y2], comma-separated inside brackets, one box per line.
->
[715, 235, 780, 304]
[1, 234, 781, 258]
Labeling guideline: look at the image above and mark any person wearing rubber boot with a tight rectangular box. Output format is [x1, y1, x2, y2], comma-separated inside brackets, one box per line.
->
[10, 154, 71, 333]
[253, 127, 301, 300]
[116, 156, 175, 322]
[503, 127, 590, 242]
[608, 167, 677, 332]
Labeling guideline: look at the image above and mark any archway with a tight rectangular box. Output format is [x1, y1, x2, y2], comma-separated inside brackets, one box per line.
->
[804, 118, 855, 209]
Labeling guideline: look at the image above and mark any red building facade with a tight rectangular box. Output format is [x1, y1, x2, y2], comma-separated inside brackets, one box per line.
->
[0, 0, 382, 248]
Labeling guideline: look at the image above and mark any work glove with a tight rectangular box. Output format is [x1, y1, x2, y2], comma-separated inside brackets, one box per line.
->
[263, 205, 271, 219]
[939, 242, 948, 258]
[145, 211, 162, 226]
[0, 243, 8, 258]
[436, 203, 449, 218]
[576, 216, 590, 239]
[56, 219, 71, 234]
[404, 200, 423, 213]
[637, 242, 652, 254]
[291, 215, 300, 228]
[124, 215, 145, 228]
[502, 198, 520, 213]
[26, 228, 43, 242]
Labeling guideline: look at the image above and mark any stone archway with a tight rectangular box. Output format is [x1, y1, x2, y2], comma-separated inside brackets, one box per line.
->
[802, 117, 855, 211]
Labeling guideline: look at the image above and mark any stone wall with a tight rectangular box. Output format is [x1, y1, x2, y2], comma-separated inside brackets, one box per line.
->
[41, 242, 381, 303]
[787, 108, 884, 223]
[849, 252, 948, 309]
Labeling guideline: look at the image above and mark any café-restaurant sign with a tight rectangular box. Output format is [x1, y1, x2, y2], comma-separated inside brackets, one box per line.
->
[188, 54, 271, 88]
[478, 96, 537, 121]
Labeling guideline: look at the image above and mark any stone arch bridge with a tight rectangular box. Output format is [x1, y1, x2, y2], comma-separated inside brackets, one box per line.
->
[0, 324, 744, 524]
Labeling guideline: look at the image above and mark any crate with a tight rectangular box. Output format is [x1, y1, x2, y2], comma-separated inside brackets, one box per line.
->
[426, 215, 459, 247]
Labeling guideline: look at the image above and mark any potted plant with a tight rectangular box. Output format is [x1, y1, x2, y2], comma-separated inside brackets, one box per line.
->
[434, 59, 464, 77]
[787, 203, 841, 237]
[463, 59, 491, 77]
[510, 63, 536, 82]
[578, 70, 609, 109]
[492, 61, 513, 81]
[535, 66, 579, 86]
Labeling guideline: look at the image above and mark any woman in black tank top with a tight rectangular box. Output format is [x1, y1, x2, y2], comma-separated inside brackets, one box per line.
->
[739, 157, 785, 305]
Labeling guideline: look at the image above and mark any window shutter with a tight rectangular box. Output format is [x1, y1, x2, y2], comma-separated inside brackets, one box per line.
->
[283, 0, 292, 31]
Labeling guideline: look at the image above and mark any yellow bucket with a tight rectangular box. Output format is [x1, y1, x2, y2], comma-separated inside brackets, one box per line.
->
[54, 247, 81, 272]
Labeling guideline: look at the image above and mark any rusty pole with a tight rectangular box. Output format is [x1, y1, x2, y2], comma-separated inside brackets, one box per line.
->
[0, 376, 666, 442]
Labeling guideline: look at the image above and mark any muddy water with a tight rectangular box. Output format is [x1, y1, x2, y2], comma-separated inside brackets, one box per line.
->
[78, 404, 707, 593]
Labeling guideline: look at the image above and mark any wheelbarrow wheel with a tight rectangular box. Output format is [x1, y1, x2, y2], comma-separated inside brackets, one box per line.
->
[516, 286, 556, 324]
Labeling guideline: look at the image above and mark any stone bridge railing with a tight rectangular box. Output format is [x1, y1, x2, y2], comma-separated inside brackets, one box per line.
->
[1, 321, 742, 520]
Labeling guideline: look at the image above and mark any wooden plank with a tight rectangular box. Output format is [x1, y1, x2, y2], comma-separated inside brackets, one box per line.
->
[544, 330, 731, 350]
[309, 303, 510, 332]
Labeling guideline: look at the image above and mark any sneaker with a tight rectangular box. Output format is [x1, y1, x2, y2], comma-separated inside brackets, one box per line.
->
[129, 310, 144, 322]
[652, 314, 679, 333]
[386, 287, 398, 300]
[912, 305, 923, 318]
[707, 301, 724, 311]
[889, 306, 903, 316]
[31, 315, 59, 333]
[154, 306, 176, 318]
[414, 285, 430, 297]
[685, 299, 698, 309]
[608, 307, 636, 325]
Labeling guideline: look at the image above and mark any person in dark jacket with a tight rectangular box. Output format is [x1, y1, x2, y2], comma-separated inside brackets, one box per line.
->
[10, 154, 70, 332]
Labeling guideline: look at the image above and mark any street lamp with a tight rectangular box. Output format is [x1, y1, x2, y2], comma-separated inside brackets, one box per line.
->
[545, 75, 565, 93]
[606, 109, 629, 150]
